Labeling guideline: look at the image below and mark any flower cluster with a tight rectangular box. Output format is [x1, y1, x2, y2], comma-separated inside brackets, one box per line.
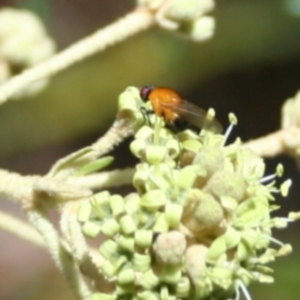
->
[138, 0, 216, 41]
[0, 8, 55, 97]
[78, 87, 298, 300]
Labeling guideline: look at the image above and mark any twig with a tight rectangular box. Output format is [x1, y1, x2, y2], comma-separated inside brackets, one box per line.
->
[0, 7, 153, 104]
[0, 170, 39, 205]
[0, 211, 46, 248]
[0, 169, 91, 207]
[90, 118, 135, 156]
[244, 127, 300, 158]
[28, 208, 93, 299]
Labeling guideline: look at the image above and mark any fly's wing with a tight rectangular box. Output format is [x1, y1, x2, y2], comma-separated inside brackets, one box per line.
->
[161, 100, 223, 133]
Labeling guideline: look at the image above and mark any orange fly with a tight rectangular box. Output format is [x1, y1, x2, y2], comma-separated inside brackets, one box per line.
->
[140, 85, 223, 133]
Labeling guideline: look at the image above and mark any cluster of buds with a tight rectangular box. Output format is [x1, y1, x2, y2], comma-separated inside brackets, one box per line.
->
[78, 87, 298, 300]
[138, 0, 216, 41]
[0, 8, 55, 97]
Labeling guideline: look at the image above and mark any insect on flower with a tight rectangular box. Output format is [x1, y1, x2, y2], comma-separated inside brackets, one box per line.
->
[140, 85, 223, 133]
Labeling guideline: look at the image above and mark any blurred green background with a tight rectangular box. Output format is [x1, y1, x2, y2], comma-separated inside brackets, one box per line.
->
[0, 0, 300, 299]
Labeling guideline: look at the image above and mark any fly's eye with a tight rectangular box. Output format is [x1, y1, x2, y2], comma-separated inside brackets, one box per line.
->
[140, 85, 155, 101]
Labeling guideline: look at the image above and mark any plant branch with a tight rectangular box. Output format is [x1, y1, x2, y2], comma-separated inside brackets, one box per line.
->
[28, 208, 93, 299]
[244, 127, 300, 158]
[0, 170, 39, 205]
[90, 118, 136, 156]
[0, 7, 153, 104]
[0, 170, 92, 208]
[0, 211, 46, 248]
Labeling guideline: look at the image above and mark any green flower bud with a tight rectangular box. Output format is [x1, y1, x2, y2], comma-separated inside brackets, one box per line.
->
[145, 145, 167, 164]
[158, 265, 182, 284]
[132, 166, 149, 193]
[117, 269, 135, 285]
[176, 165, 201, 190]
[237, 241, 251, 261]
[240, 229, 260, 250]
[110, 195, 125, 216]
[92, 190, 110, 206]
[101, 219, 120, 237]
[140, 190, 168, 210]
[82, 221, 101, 238]
[220, 196, 238, 213]
[119, 215, 137, 234]
[140, 269, 160, 289]
[153, 213, 170, 233]
[207, 235, 227, 261]
[166, 138, 181, 158]
[175, 276, 191, 298]
[133, 253, 151, 271]
[118, 86, 143, 126]
[165, 203, 183, 227]
[134, 229, 153, 248]
[118, 235, 135, 252]
[135, 126, 155, 140]
[124, 193, 140, 214]
[235, 197, 269, 228]
[99, 240, 118, 260]
[182, 139, 203, 153]
[100, 260, 117, 278]
[130, 139, 147, 159]
[77, 202, 92, 222]
[210, 266, 234, 289]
